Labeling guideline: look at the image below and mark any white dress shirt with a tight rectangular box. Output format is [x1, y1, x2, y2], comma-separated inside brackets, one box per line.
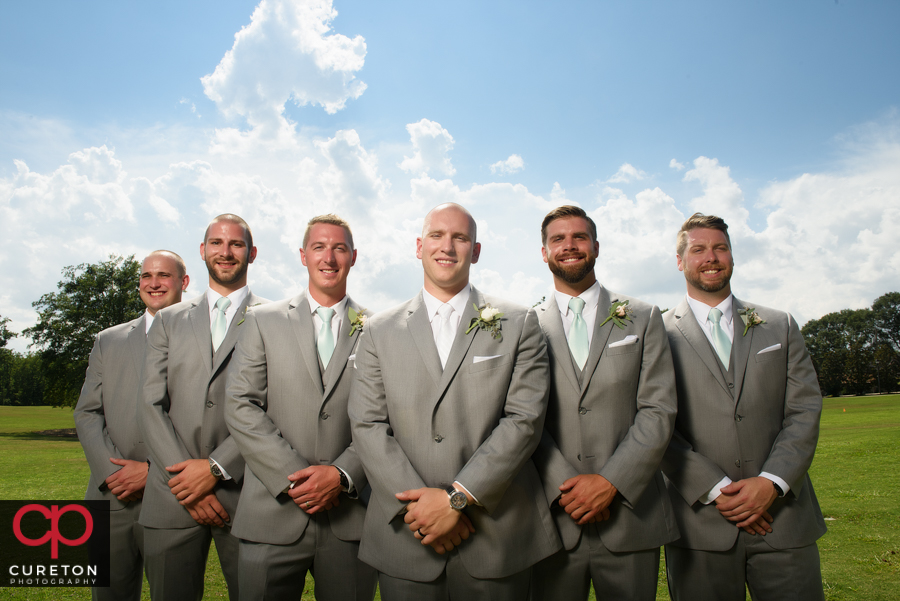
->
[144, 309, 156, 335]
[553, 281, 601, 346]
[308, 295, 349, 347]
[206, 286, 250, 332]
[685, 293, 790, 503]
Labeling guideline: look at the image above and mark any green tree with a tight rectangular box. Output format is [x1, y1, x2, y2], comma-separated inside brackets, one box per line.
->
[24, 255, 143, 407]
[0, 316, 16, 404]
[872, 292, 900, 350]
[803, 313, 852, 396]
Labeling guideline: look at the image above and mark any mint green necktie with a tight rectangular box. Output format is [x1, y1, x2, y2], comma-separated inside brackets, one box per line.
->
[709, 307, 732, 368]
[211, 297, 231, 352]
[316, 307, 335, 367]
[568, 297, 589, 370]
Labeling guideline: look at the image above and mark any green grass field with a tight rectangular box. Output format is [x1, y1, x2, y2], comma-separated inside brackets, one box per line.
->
[0, 397, 897, 600]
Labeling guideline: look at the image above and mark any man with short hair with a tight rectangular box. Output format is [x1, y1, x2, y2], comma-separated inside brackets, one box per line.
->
[349, 202, 560, 600]
[531, 205, 679, 601]
[225, 214, 377, 601]
[75, 250, 189, 601]
[139, 214, 267, 601]
[662, 213, 826, 600]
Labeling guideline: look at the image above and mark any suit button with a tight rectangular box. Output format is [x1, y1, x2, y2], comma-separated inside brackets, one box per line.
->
[577, 454, 581, 461]
[735, 414, 743, 422]
[579, 407, 587, 415]
[735, 460, 741, 468]
[434, 435, 443, 443]
[320, 412, 330, 420]
[728, 383, 734, 388]
[206, 401, 214, 408]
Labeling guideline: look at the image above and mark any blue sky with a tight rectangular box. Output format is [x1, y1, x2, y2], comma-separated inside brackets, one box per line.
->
[2, 0, 898, 352]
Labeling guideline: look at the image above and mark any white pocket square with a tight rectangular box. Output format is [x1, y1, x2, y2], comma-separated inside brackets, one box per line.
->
[608, 335, 639, 348]
[348, 354, 356, 361]
[474, 355, 503, 364]
[757, 344, 781, 355]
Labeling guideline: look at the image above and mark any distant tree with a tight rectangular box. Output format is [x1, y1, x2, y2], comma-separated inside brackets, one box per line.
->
[0, 316, 15, 348]
[24, 255, 143, 407]
[0, 316, 16, 404]
[803, 313, 853, 396]
[871, 292, 900, 391]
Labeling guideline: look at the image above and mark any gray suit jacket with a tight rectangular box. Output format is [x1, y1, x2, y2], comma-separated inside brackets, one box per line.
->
[225, 292, 368, 545]
[533, 289, 679, 553]
[349, 287, 561, 582]
[75, 315, 149, 509]
[138, 291, 267, 529]
[661, 297, 827, 551]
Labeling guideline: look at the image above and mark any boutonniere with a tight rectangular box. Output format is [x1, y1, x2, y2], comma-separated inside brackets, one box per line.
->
[598, 300, 633, 329]
[465, 303, 504, 340]
[348, 307, 368, 336]
[738, 307, 766, 336]
[236, 303, 262, 326]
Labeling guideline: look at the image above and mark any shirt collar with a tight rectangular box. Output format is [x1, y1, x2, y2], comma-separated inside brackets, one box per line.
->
[207, 285, 250, 313]
[308, 294, 349, 318]
[422, 284, 471, 323]
[144, 309, 155, 334]
[554, 280, 600, 317]
[686, 293, 734, 324]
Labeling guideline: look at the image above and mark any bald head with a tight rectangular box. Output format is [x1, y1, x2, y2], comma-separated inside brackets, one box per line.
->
[140, 250, 190, 315]
[422, 203, 477, 244]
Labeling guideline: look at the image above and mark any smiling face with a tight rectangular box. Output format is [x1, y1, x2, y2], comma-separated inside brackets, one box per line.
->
[200, 220, 257, 295]
[139, 253, 189, 315]
[416, 204, 481, 301]
[300, 222, 357, 306]
[677, 227, 734, 304]
[542, 216, 599, 295]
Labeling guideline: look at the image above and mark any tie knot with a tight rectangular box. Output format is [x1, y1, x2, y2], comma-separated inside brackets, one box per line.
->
[708, 307, 723, 324]
[215, 297, 232, 312]
[437, 303, 454, 320]
[568, 297, 585, 316]
[317, 306, 335, 322]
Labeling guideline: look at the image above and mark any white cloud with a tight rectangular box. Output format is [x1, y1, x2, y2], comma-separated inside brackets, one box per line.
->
[490, 154, 524, 175]
[669, 158, 685, 170]
[399, 119, 456, 177]
[606, 162, 648, 183]
[201, 0, 366, 139]
[683, 156, 751, 238]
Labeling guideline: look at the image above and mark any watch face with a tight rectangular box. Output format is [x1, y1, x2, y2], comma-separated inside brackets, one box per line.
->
[449, 491, 467, 510]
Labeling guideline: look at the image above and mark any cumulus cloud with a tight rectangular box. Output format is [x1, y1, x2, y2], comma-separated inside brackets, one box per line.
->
[399, 119, 456, 177]
[490, 154, 524, 175]
[606, 162, 648, 184]
[201, 0, 366, 138]
[683, 156, 751, 238]
[669, 158, 685, 170]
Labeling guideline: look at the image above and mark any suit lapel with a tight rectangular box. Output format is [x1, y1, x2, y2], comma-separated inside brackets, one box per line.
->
[322, 298, 361, 401]
[435, 288, 481, 400]
[212, 292, 257, 376]
[189, 295, 213, 377]
[127, 315, 146, 376]
[406, 293, 442, 388]
[580, 286, 615, 395]
[538, 297, 580, 392]
[289, 292, 325, 397]
[672, 298, 731, 396]
[731, 296, 752, 406]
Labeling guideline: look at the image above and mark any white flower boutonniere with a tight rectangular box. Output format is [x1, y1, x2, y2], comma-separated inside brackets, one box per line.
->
[598, 300, 633, 330]
[738, 307, 766, 336]
[465, 303, 504, 340]
[348, 307, 368, 336]
[236, 303, 263, 326]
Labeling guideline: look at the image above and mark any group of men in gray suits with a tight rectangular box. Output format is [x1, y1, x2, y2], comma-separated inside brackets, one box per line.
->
[75, 203, 826, 601]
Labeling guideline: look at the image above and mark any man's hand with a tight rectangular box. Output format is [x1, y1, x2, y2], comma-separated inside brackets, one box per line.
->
[415, 513, 475, 554]
[558, 474, 617, 525]
[715, 477, 778, 529]
[184, 492, 229, 527]
[105, 458, 148, 502]
[287, 466, 342, 514]
[166, 459, 217, 505]
[740, 511, 774, 535]
[397, 487, 474, 551]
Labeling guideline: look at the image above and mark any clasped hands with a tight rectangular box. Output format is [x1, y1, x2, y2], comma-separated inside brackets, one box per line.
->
[397, 487, 475, 555]
[287, 465, 343, 514]
[165, 458, 229, 527]
[104, 458, 148, 502]
[715, 476, 778, 536]
[558, 474, 616, 525]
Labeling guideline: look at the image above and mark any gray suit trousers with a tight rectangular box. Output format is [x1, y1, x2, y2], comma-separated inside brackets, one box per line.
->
[93, 502, 144, 601]
[144, 524, 240, 601]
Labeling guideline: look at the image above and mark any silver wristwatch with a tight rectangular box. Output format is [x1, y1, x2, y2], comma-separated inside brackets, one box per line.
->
[445, 485, 468, 511]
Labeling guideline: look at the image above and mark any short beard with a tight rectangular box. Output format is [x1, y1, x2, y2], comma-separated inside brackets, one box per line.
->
[548, 254, 596, 285]
[685, 265, 732, 293]
[206, 258, 249, 288]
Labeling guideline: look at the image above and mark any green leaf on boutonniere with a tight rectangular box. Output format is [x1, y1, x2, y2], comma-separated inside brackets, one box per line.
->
[465, 303, 504, 340]
[236, 303, 262, 326]
[738, 307, 766, 336]
[598, 300, 633, 330]
[348, 307, 368, 336]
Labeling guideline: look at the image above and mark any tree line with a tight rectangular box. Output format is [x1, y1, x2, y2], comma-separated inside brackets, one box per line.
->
[1, 256, 897, 406]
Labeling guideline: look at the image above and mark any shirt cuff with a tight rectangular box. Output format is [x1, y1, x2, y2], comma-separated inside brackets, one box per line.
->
[334, 465, 356, 496]
[210, 458, 232, 481]
[701, 476, 733, 505]
[759, 472, 790, 496]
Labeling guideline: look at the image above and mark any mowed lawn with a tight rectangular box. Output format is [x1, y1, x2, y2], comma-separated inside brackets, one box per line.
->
[0, 396, 898, 600]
